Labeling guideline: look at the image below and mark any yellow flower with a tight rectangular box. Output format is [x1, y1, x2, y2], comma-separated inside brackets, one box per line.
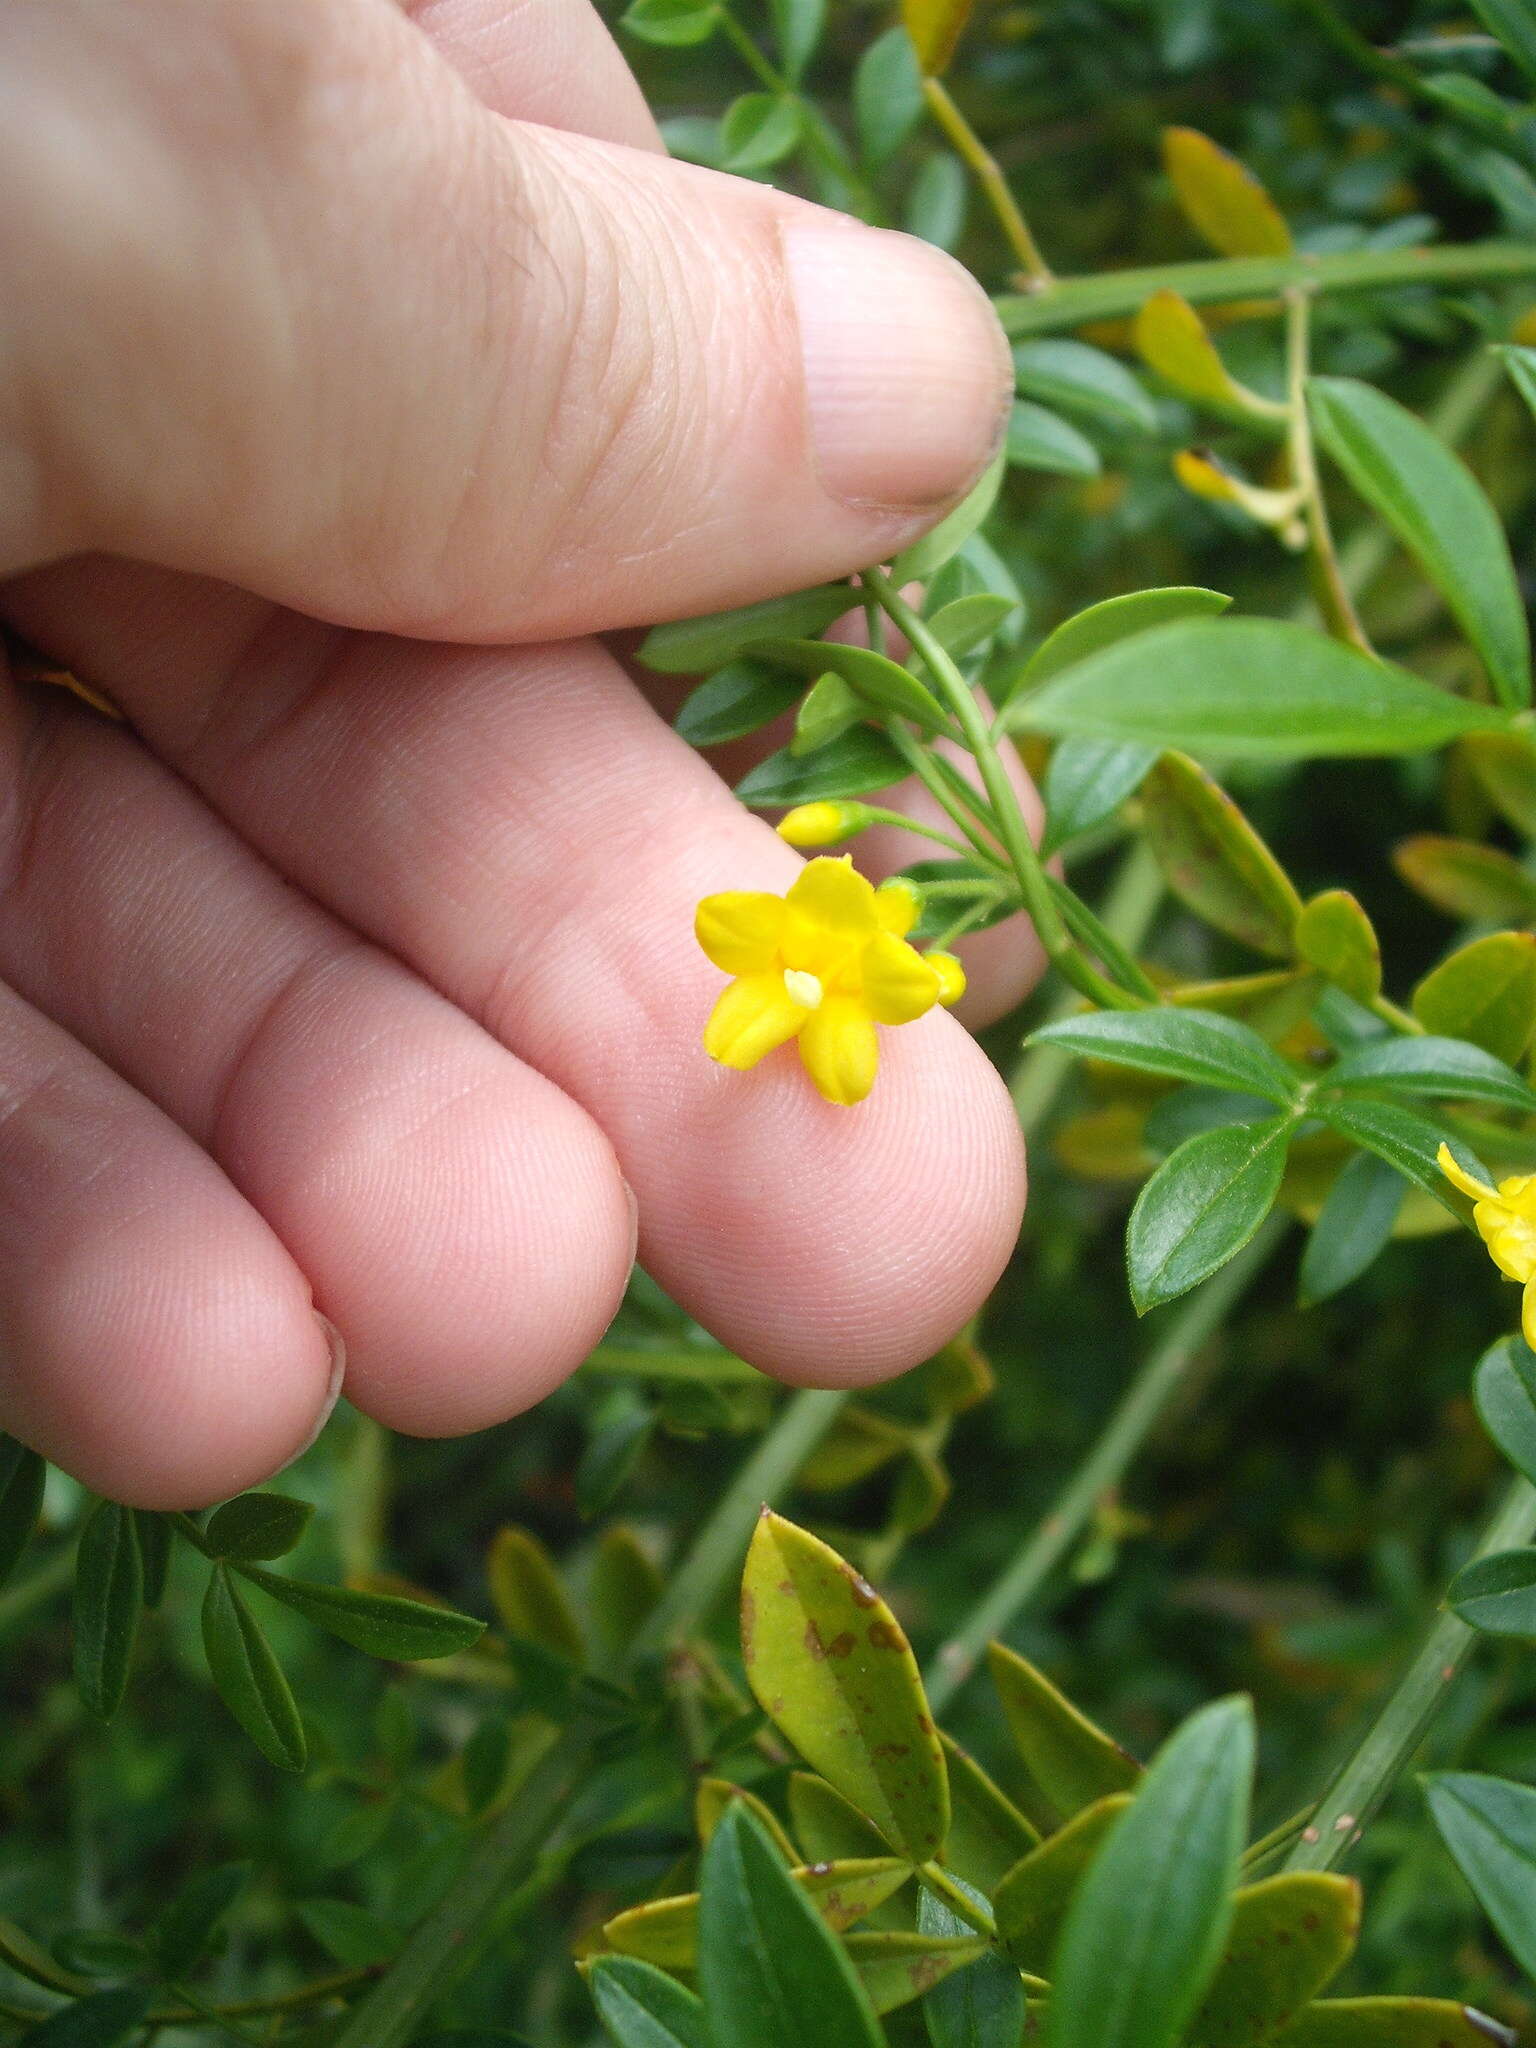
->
[1438, 1143, 1536, 1349]
[696, 857, 965, 1106]
[776, 801, 871, 848]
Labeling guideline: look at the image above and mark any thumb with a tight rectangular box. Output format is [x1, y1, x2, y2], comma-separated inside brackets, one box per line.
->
[0, 0, 1011, 639]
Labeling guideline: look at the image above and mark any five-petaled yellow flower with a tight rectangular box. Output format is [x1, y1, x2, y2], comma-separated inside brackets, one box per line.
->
[1438, 1142, 1536, 1348]
[696, 856, 964, 1106]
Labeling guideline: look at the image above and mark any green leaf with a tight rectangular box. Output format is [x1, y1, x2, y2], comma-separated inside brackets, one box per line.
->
[296, 1897, 399, 1968]
[721, 94, 802, 174]
[1474, 1337, 1536, 1486]
[755, 638, 950, 734]
[769, 0, 824, 79]
[1041, 737, 1157, 854]
[789, 1772, 895, 1864]
[1297, 1152, 1406, 1307]
[938, 1732, 1041, 1890]
[924, 593, 1020, 663]
[696, 1778, 800, 1858]
[18, 1989, 152, 2046]
[1029, 1007, 1299, 1108]
[1449, 1546, 1536, 1635]
[987, 1643, 1142, 1825]
[1006, 587, 1231, 701]
[1326, 1034, 1536, 1115]
[735, 727, 907, 807]
[605, 1858, 911, 1967]
[918, 1889, 1026, 2048]
[202, 1565, 307, 1772]
[891, 447, 1004, 583]
[1313, 1097, 1463, 1212]
[50, 1933, 145, 1980]
[675, 662, 802, 747]
[1005, 401, 1101, 478]
[203, 1493, 314, 1563]
[1014, 618, 1511, 756]
[1268, 2000, 1512, 2046]
[1393, 836, 1536, 924]
[1127, 1118, 1293, 1313]
[576, 1403, 654, 1520]
[1309, 377, 1529, 709]
[792, 672, 864, 756]
[1295, 891, 1382, 1004]
[239, 1564, 485, 1659]
[134, 1512, 171, 1609]
[639, 587, 853, 674]
[1495, 342, 1536, 427]
[1139, 753, 1302, 958]
[587, 1955, 710, 2048]
[1462, 729, 1536, 839]
[845, 1931, 991, 2014]
[741, 1511, 949, 1860]
[0, 1436, 45, 1591]
[1187, 1873, 1360, 2045]
[1046, 1695, 1254, 2048]
[1426, 1772, 1536, 1979]
[487, 1525, 584, 1662]
[697, 1806, 886, 2048]
[153, 1861, 252, 1980]
[993, 1795, 1134, 1970]
[73, 1502, 142, 1721]
[1412, 932, 1536, 1064]
[904, 152, 968, 250]
[1467, 0, 1536, 82]
[588, 1525, 663, 1665]
[619, 0, 718, 43]
[1013, 340, 1158, 435]
[853, 28, 925, 163]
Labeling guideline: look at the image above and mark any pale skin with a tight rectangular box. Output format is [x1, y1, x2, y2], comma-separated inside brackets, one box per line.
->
[0, 0, 1040, 1509]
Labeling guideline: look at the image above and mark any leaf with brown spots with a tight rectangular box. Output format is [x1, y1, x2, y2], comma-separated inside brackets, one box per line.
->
[742, 1510, 949, 1861]
[1188, 1874, 1360, 2046]
[603, 1857, 912, 1968]
[844, 1929, 992, 2014]
[1269, 1999, 1512, 2045]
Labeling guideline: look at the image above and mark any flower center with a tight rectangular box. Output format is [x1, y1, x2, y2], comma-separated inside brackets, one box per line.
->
[783, 968, 824, 1010]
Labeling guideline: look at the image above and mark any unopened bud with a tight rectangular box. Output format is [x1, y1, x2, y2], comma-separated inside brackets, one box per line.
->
[928, 952, 967, 1007]
[776, 801, 872, 848]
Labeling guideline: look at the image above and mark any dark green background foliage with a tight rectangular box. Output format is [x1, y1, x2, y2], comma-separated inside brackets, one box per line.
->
[8, 0, 1536, 2041]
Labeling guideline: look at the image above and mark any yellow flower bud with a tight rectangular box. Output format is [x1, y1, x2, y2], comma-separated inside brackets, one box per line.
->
[928, 952, 967, 1007]
[776, 801, 871, 848]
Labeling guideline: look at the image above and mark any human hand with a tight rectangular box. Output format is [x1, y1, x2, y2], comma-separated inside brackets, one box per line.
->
[0, 0, 1032, 1507]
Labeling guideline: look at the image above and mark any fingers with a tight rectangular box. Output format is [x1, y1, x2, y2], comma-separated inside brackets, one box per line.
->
[0, 0, 1009, 635]
[0, 677, 635, 1483]
[403, 0, 662, 145]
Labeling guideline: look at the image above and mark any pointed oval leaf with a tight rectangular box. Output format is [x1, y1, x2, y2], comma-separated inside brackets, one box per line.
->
[925, 593, 1020, 663]
[756, 638, 949, 735]
[1449, 1546, 1536, 1635]
[854, 28, 925, 163]
[892, 447, 1005, 583]
[0, 1436, 45, 1592]
[789, 1772, 894, 1864]
[1425, 1772, 1536, 1980]
[902, 0, 973, 73]
[73, 1502, 143, 1721]
[1393, 837, 1536, 924]
[239, 1564, 484, 1659]
[988, 1643, 1142, 1824]
[1474, 1337, 1536, 1486]
[720, 93, 803, 174]
[620, 0, 719, 44]
[1134, 293, 1257, 411]
[742, 1510, 949, 1860]
[18, 1989, 152, 2047]
[297, 1897, 398, 1968]
[1269, 1999, 1512, 2046]
[587, 1955, 710, 2048]
[1046, 1696, 1255, 2048]
[202, 1565, 306, 1771]
[1297, 1151, 1406, 1307]
[844, 1930, 992, 2014]
[1013, 340, 1158, 435]
[606, 1857, 911, 1967]
[1327, 1034, 1536, 1114]
[918, 1887, 1028, 2048]
[939, 1732, 1041, 1889]
[1140, 753, 1302, 958]
[1310, 378, 1529, 709]
[1029, 1008, 1299, 1108]
[487, 1525, 584, 1662]
[1295, 892, 1382, 1004]
[1006, 402, 1101, 478]
[697, 1806, 886, 2048]
[203, 1493, 314, 1563]
[1314, 1098, 1463, 1212]
[735, 727, 907, 807]
[1015, 619, 1511, 757]
[1412, 932, 1536, 1064]
[1468, 0, 1536, 80]
[639, 588, 853, 674]
[675, 662, 802, 748]
[1188, 1874, 1361, 2046]
[1163, 129, 1293, 256]
[1009, 587, 1230, 703]
[135, 1512, 171, 1609]
[1463, 730, 1536, 839]
[792, 672, 863, 756]
[1128, 1118, 1292, 1313]
[696, 1779, 798, 1857]
[994, 1794, 1134, 1969]
[1041, 737, 1158, 853]
[589, 1526, 663, 1664]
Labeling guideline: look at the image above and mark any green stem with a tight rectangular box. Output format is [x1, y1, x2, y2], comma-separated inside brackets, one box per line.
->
[922, 79, 1053, 285]
[581, 1344, 763, 1385]
[1284, 289, 1372, 655]
[626, 1388, 850, 1662]
[924, 1216, 1285, 1712]
[329, 1720, 595, 2048]
[1284, 1474, 1536, 1873]
[714, 8, 875, 218]
[860, 805, 1008, 867]
[883, 721, 1009, 870]
[995, 241, 1536, 339]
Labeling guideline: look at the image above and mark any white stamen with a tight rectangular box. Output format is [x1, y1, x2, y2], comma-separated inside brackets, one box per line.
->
[783, 968, 823, 1010]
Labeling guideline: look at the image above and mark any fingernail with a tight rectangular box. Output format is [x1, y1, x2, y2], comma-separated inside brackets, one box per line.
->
[782, 218, 1012, 511]
[282, 1313, 348, 1469]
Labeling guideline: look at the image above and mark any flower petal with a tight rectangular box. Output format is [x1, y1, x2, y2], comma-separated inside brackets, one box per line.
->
[703, 972, 807, 1071]
[929, 951, 967, 1007]
[1524, 1272, 1536, 1355]
[860, 930, 941, 1025]
[875, 878, 922, 937]
[784, 855, 878, 939]
[696, 892, 786, 975]
[1485, 1210, 1536, 1282]
[1438, 1142, 1499, 1205]
[798, 995, 879, 1106]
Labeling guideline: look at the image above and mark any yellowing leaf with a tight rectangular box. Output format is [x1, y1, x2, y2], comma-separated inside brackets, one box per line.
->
[1173, 450, 1302, 531]
[1412, 930, 1536, 1065]
[1188, 1874, 1361, 2045]
[1140, 752, 1304, 959]
[1463, 730, 1536, 840]
[1273, 1999, 1509, 2045]
[1295, 890, 1383, 1003]
[789, 1771, 894, 1865]
[1164, 127, 1293, 257]
[903, 0, 972, 74]
[1393, 835, 1536, 925]
[695, 1778, 798, 1860]
[1053, 1103, 1158, 1182]
[486, 1525, 583, 1663]
[741, 1510, 949, 1861]
[939, 1731, 1041, 1889]
[844, 1929, 992, 2013]
[992, 1793, 1134, 1969]
[988, 1642, 1141, 1826]
[1137, 293, 1257, 411]
[604, 1857, 912, 1967]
